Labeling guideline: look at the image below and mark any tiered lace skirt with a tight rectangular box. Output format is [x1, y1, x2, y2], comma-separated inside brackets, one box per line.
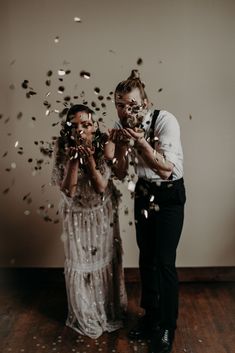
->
[60, 193, 127, 339]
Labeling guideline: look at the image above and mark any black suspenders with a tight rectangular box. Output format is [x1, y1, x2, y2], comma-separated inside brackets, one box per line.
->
[149, 109, 160, 147]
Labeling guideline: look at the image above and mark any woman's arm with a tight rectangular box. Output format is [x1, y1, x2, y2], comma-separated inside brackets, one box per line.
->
[85, 155, 109, 194]
[60, 158, 79, 197]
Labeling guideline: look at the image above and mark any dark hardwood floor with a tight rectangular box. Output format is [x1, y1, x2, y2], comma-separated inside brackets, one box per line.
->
[0, 274, 234, 353]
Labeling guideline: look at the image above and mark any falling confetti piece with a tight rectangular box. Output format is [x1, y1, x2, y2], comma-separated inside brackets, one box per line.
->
[24, 210, 30, 215]
[14, 141, 19, 147]
[21, 80, 29, 89]
[80, 70, 91, 79]
[11, 162, 16, 169]
[137, 58, 143, 65]
[128, 181, 136, 192]
[58, 69, 66, 76]
[47, 70, 53, 77]
[17, 112, 23, 119]
[94, 87, 100, 94]
[143, 209, 148, 218]
[54, 36, 59, 43]
[3, 188, 10, 194]
[74, 17, 82, 22]
[58, 86, 65, 94]
[158, 88, 163, 92]
[189, 114, 192, 120]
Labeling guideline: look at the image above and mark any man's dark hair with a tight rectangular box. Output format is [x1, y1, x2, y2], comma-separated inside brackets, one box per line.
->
[115, 69, 148, 101]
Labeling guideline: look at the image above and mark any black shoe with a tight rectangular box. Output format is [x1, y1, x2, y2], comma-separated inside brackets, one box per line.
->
[149, 328, 175, 353]
[128, 315, 160, 340]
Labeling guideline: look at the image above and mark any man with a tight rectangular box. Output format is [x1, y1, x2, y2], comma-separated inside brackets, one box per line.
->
[110, 70, 186, 353]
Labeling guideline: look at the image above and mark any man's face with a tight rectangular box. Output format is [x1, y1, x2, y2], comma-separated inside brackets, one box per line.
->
[115, 88, 147, 128]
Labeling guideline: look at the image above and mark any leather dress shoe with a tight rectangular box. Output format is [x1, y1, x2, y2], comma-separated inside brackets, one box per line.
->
[149, 328, 175, 353]
[128, 315, 160, 340]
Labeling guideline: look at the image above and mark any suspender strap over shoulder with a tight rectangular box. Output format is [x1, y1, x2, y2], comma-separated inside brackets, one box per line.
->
[149, 109, 160, 147]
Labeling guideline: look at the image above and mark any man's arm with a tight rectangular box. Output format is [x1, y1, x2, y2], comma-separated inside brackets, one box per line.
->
[109, 129, 129, 180]
[135, 137, 174, 180]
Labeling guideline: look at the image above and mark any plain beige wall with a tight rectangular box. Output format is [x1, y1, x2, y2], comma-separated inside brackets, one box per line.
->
[0, 0, 235, 267]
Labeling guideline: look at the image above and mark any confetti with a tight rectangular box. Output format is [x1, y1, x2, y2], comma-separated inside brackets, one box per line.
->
[14, 141, 19, 147]
[17, 112, 23, 119]
[21, 80, 29, 89]
[128, 181, 136, 192]
[58, 69, 66, 76]
[74, 17, 82, 22]
[137, 58, 143, 65]
[58, 86, 65, 93]
[143, 209, 148, 218]
[54, 36, 59, 43]
[94, 87, 100, 94]
[80, 71, 91, 79]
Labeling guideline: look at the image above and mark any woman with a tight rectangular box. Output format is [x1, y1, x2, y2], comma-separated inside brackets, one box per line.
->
[52, 104, 127, 339]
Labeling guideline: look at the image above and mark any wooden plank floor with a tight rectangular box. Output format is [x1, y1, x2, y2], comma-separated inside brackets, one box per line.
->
[0, 280, 234, 353]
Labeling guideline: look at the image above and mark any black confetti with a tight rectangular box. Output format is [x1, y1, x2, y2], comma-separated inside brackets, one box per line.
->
[137, 58, 143, 65]
[80, 71, 91, 79]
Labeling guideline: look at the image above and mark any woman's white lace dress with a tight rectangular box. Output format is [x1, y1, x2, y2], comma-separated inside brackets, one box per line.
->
[52, 154, 127, 339]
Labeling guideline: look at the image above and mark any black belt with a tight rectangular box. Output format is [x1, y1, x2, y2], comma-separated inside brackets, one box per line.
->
[138, 177, 184, 189]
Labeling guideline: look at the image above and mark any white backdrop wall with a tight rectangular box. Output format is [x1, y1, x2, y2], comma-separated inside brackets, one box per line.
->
[0, 0, 235, 267]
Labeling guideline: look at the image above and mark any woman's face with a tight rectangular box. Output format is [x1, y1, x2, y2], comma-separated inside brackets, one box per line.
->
[115, 87, 147, 128]
[70, 111, 95, 142]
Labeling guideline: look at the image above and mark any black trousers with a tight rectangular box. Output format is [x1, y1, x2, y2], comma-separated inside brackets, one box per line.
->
[134, 178, 186, 329]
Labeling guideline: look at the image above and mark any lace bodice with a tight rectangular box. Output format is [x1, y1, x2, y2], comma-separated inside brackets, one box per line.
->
[51, 143, 119, 209]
